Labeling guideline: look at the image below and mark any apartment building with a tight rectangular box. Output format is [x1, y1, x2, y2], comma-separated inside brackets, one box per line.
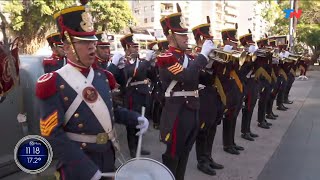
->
[129, 0, 239, 41]
[237, 1, 269, 41]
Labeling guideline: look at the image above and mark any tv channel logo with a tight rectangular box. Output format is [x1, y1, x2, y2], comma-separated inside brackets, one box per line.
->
[284, 9, 302, 19]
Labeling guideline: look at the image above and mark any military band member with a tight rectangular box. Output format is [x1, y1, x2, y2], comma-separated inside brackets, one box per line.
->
[239, 30, 260, 141]
[157, 4, 214, 179]
[146, 40, 164, 129]
[95, 31, 111, 69]
[115, 30, 153, 158]
[43, 33, 66, 73]
[220, 26, 245, 155]
[36, 4, 149, 180]
[276, 45, 290, 111]
[266, 39, 280, 120]
[256, 37, 273, 129]
[192, 17, 224, 176]
[283, 49, 299, 105]
[158, 40, 169, 53]
[297, 51, 310, 80]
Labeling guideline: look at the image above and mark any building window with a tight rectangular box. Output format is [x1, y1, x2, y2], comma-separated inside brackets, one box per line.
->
[144, 18, 148, 23]
[151, 5, 154, 10]
[144, 6, 147, 12]
[151, 17, 154, 22]
[134, 9, 139, 14]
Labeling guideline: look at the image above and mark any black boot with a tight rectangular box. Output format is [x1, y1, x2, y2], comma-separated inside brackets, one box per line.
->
[249, 132, 259, 138]
[197, 158, 216, 176]
[266, 114, 276, 120]
[241, 133, 254, 141]
[233, 144, 244, 151]
[162, 154, 179, 178]
[208, 157, 224, 169]
[265, 120, 272, 126]
[224, 146, 240, 155]
[258, 121, 270, 129]
[277, 105, 287, 111]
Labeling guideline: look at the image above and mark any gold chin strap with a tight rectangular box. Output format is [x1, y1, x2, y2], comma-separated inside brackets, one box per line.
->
[64, 31, 86, 67]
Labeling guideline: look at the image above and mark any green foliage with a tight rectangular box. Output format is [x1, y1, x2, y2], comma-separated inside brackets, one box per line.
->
[90, 0, 134, 33]
[3, 0, 75, 54]
[259, 0, 320, 60]
[2, 0, 135, 54]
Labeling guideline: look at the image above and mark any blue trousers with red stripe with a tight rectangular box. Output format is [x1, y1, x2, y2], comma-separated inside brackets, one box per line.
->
[162, 105, 199, 180]
[241, 78, 259, 134]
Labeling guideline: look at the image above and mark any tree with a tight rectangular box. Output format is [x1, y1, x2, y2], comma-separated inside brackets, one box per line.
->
[258, 0, 320, 61]
[2, 0, 135, 54]
[3, 0, 75, 54]
[90, 1, 135, 33]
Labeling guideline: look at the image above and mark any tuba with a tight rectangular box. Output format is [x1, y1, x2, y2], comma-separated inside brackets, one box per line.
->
[208, 48, 248, 67]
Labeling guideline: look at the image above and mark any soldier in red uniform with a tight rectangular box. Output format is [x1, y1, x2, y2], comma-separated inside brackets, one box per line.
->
[192, 17, 224, 176]
[157, 4, 214, 180]
[95, 31, 111, 69]
[36, 4, 149, 180]
[43, 33, 66, 73]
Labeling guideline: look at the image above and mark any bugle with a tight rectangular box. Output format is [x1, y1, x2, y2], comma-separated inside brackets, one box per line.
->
[208, 48, 248, 66]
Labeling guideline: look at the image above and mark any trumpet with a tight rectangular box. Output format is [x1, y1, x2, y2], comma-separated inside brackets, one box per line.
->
[208, 48, 248, 66]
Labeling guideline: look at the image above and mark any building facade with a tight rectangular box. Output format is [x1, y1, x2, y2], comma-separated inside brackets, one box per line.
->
[129, 0, 240, 42]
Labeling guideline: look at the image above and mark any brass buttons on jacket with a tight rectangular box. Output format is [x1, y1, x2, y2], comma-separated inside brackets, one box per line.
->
[74, 113, 79, 118]
[64, 97, 69, 101]
[60, 85, 65, 89]
[78, 123, 84, 128]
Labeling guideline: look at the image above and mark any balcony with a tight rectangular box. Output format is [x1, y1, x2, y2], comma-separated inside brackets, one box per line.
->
[225, 6, 238, 16]
[160, 9, 174, 16]
[225, 1, 237, 9]
[224, 15, 237, 24]
[160, 3, 174, 15]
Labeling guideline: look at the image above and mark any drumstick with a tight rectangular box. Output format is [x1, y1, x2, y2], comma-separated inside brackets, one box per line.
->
[101, 172, 116, 177]
[136, 106, 146, 158]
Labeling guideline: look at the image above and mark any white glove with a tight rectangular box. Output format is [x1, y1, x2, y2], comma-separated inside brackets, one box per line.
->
[223, 45, 233, 52]
[145, 50, 156, 61]
[200, 40, 215, 59]
[284, 51, 290, 58]
[111, 52, 124, 66]
[248, 45, 257, 54]
[90, 170, 102, 180]
[136, 116, 149, 136]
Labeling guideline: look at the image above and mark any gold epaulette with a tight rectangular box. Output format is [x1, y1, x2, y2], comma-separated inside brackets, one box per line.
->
[230, 70, 243, 93]
[279, 68, 288, 81]
[255, 67, 272, 84]
[271, 69, 277, 83]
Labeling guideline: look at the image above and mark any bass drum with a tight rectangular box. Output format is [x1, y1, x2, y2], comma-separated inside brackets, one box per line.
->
[115, 157, 175, 180]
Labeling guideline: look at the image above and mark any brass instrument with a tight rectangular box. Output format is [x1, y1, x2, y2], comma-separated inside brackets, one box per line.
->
[208, 48, 248, 66]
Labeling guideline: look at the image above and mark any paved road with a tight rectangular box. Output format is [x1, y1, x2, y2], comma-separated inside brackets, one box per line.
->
[3, 72, 319, 180]
[258, 72, 320, 180]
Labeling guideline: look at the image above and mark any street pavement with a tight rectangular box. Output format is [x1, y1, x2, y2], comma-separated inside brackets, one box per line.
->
[3, 71, 320, 180]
